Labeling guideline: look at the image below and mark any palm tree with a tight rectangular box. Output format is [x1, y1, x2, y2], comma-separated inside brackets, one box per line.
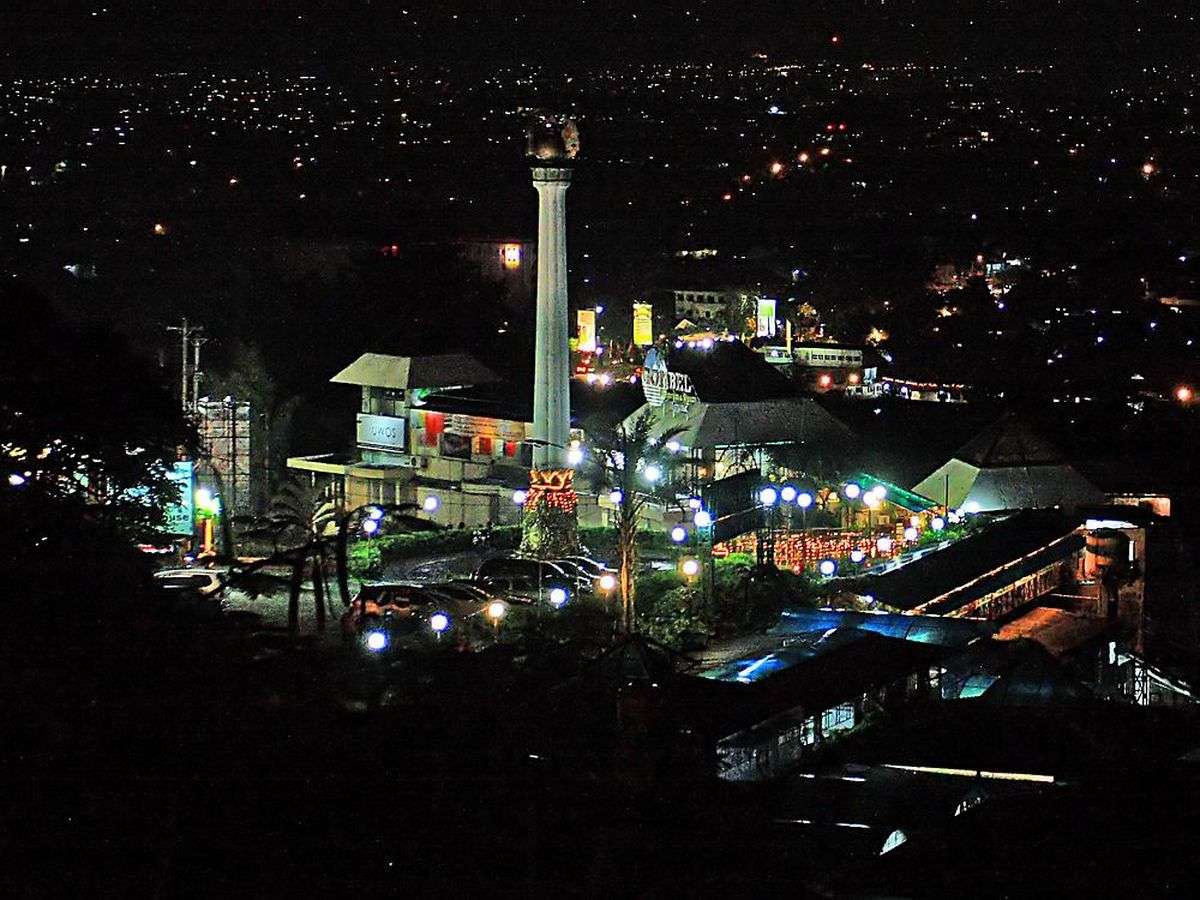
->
[237, 479, 339, 633]
[587, 412, 679, 633]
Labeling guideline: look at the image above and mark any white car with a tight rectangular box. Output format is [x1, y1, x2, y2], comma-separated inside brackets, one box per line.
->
[154, 569, 223, 599]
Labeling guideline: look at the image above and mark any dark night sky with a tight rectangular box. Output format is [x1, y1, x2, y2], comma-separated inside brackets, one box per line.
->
[4, 1, 1198, 74]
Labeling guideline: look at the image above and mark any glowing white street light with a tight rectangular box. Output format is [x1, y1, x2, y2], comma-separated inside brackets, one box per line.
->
[797, 491, 814, 509]
[362, 518, 379, 536]
[877, 536, 893, 552]
[963, 500, 981, 515]
[850, 549, 866, 563]
[671, 525, 688, 543]
[842, 482, 862, 500]
[693, 509, 713, 529]
[512, 489, 528, 506]
[931, 516, 946, 531]
[759, 486, 779, 507]
[598, 573, 617, 592]
[548, 587, 569, 608]
[487, 600, 507, 621]
[7, 473, 26, 487]
[430, 613, 451, 633]
[780, 485, 798, 503]
[904, 526, 919, 541]
[665, 440, 682, 453]
[608, 489, 623, 504]
[818, 559, 837, 577]
[643, 464, 663, 483]
[681, 558, 701, 578]
[365, 631, 388, 652]
[567, 445, 585, 466]
[423, 495, 440, 512]
[367, 506, 385, 520]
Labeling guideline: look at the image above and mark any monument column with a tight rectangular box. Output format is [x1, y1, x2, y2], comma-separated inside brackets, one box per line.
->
[531, 165, 572, 469]
[520, 114, 581, 559]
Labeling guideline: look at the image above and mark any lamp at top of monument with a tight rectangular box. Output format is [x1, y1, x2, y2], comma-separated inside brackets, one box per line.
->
[526, 111, 581, 163]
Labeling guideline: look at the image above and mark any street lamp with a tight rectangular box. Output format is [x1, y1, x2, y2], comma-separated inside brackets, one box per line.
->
[512, 489, 528, 506]
[361, 518, 379, 536]
[693, 509, 713, 528]
[598, 573, 617, 593]
[430, 612, 451, 635]
[681, 558, 701, 578]
[548, 586, 569, 608]
[365, 631, 388, 652]
[842, 482, 862, 500]
[818, 558, 837, 577]
[643, 464, 662, 484]
[758, 486, 779, 507]
[608, 489, 623, 504]
[931, 516, 946, 532]
[780, 485, 798, 503]
[671, 525, 688, 543]
[850, 549, 866, 564]
[904, 526, 919, 541]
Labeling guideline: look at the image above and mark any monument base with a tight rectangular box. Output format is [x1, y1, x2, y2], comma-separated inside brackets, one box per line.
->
[519, 468, 580, 559]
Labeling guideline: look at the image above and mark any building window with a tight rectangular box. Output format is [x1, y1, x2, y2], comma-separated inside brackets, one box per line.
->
[820, 703, 855, 735]
[476, 436, 494, 456]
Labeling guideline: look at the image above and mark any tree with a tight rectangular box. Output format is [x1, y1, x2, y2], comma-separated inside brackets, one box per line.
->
[0, 283, 198, 602]
[236, 479, 338, 632]
[586, 412, 679, 633]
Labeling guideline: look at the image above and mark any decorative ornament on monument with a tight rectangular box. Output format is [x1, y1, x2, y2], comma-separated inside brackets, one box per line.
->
[520, 468, 581, 559]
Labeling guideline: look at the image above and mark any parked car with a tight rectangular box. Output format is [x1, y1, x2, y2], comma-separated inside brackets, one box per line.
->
[472, 556, 585, 600]
[154, 569, 223, 599]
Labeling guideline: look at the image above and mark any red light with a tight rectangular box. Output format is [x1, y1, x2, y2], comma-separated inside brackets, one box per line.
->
[722, 193, 733, 201]
[831, 34, 841, 44]
[1176, 385, 1193, 403]
[818, 374, 833, 388]
[826, 123, 835, 132]
[838, 122, 846, 131]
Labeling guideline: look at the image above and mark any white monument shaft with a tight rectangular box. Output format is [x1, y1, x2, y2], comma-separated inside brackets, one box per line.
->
[531, 165, 572, 469]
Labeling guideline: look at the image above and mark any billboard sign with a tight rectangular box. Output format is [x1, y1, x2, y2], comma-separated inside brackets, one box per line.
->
[756, 297, 777, 338]
[633, 302, 654, 346]
[163, 460, 195, 536]
[577, 308, 597, 352]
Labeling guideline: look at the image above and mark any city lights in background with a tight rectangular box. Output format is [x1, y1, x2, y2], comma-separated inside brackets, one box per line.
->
[904, 526, 919, 541]
[931, 516, 946, 531]
[850, 549, 866, 563]
[567, 445, 585, 466]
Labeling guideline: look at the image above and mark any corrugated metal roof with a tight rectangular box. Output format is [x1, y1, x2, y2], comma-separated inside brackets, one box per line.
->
[330, 352, 500, 390]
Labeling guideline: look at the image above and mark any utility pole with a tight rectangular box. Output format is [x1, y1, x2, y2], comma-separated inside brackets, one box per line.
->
[166, 318, 205, 411]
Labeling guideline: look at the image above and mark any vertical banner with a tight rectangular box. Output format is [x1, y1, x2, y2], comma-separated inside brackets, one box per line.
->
[633, 302, 654, 346]
[756, 297, 777, 338]
[163, 460, 195, 536]
[577, 308, 597, 352]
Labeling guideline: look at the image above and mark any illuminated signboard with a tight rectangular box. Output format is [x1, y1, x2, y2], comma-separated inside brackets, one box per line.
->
[162, 460, 195, 536]
[358, 413, 407, 450]
[633, 302, 654, 346]
[641, 348, 696, 408]
[756, 297, 777, 337]
[577, 309, 597, 352]
[501, 244, 521, 269]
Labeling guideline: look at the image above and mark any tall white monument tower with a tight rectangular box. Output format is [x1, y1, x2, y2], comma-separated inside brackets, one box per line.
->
[520, 115, 581, 559]
[527, 115, 579, 469]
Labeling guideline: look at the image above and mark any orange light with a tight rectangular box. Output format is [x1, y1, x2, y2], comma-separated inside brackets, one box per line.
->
[797, 152, 810, 163]
[770, 161, 784, 176]
[501, 244, 521, 269]
[1176, 385, 1193, 403]
[153, 222, 167, 236]
[1142, 162, 1156, 176]
[818, 374, 832, 388]
[848, 372, 860, 385]
[831, 34, 841, 43]
[819, 147, 831, 156]
[722, 193, 733, 202]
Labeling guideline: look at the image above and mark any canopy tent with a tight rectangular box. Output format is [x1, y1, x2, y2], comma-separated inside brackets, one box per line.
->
[912, 414, 1104, 512]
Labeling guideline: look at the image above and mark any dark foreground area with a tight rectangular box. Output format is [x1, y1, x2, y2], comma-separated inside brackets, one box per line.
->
[5, 599, 1200, 897]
